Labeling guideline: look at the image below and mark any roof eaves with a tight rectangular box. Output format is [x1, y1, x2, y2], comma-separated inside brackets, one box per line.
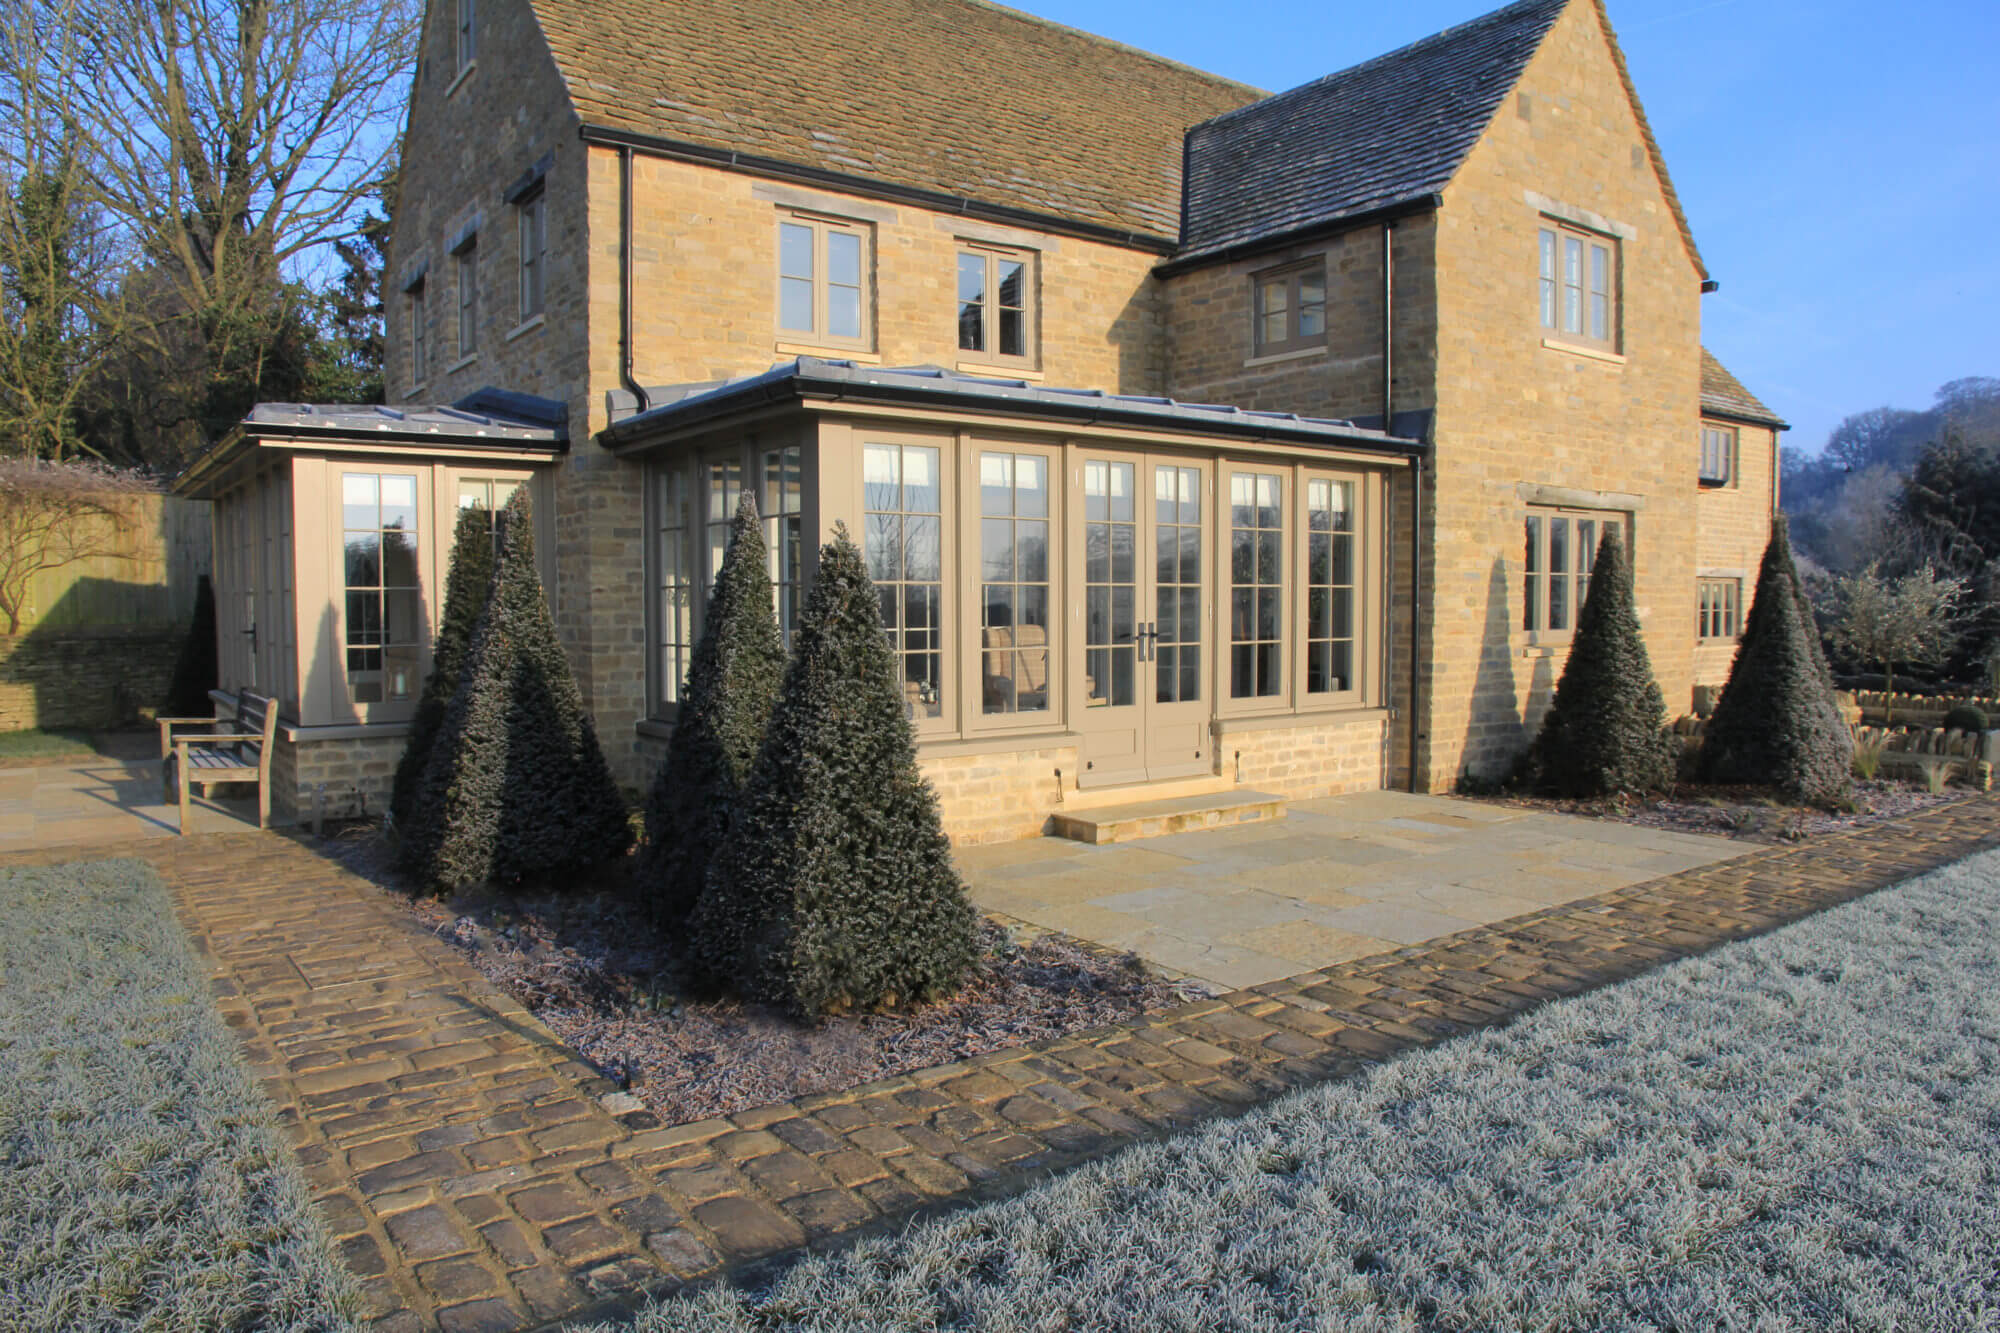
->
[1158, 193, 1442, 277]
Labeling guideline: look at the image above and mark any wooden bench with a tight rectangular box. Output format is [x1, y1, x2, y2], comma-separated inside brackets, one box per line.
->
[158, 691, 279, 834]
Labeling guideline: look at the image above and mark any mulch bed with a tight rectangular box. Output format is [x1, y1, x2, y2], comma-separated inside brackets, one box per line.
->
[321, 827, 1196, 1128]
[1472, 778, 1962, 844]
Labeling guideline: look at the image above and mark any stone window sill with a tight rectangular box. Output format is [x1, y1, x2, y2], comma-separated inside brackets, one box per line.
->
[505, 313, 546, 343]
[445, 60, 477, 99]
[954, 359, 1042, 380]
[445, 353, 479, 376]
[1242, 344, 1328, 370]
[774, 340, 878, 363]
[1540, 337, 1625, 365]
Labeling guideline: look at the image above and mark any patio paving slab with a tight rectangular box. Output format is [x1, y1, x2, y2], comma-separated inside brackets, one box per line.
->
[7, 787, 2000, 1330]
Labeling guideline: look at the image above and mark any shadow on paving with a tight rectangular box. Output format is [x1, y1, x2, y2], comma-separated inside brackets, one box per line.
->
[5, 796, 1998, 1331]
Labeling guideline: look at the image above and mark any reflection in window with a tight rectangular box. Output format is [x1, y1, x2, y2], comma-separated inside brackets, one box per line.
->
[703, 460, 746, 588]
[1230, 472, 1283, 698]
[1155, 466, 1201, 705]
[864, 444, 943, 720]
[762, 446, 803, 644]
[1083, 460, 1136, 709]
[980, 453, 1050, 715]
[778, 216, 866, 344]
[957, 249, 1030, 360]
[342, 473, 421, 705]
[655, 468, 692, 705]
[1306, 479, 1355, 694]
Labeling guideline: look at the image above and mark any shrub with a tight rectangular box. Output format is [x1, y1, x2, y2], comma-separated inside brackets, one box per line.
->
[1943, 703, 1989, 734]
[400, 490, 631, 891]
[389, 505, 495, 832]
[1700, 516, 1853, 804]
[1524, 527, 1676, 797]
[693, 525, 979, 1018]
[162, 573, 218, 718]
[636, 492, 785, 932]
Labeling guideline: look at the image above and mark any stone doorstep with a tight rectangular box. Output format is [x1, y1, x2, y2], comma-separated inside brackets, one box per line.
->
[1048, 790, 1287, 844]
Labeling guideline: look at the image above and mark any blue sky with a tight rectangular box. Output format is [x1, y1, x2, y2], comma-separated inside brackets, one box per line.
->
[1009, 0, 2000, 456]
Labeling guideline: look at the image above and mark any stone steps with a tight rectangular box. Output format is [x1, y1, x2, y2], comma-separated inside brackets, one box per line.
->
[1047, 789, 1286, 844]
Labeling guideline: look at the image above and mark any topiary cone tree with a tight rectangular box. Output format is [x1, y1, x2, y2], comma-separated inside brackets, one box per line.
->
[400, 489, 632, 891]
[1525, 525, 1677, 797]
[637, 491, 785, 932]
[389, 504, 496, 832]
[693, 524, 979, 1018]
[1699, 514, 1853, 804]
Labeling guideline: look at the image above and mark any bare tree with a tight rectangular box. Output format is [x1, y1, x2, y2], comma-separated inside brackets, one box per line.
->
[7, 0, 419, 460]
[0, 1, 137, 460]
[1828, 561, 1966, 722]
[0, 458, 157, 633]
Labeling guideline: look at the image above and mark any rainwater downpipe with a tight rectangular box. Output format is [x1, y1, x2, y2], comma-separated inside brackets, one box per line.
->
[1382, 221, 1423, 793]
[619, 146, 651, 417]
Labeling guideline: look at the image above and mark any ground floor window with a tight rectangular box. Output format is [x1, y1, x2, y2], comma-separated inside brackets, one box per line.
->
[865, 442, 945, 721]
[341, 472, 421, 705]
[1230, 470, 1285, 699]
[1524, 504, 1619, 639]
[1306, 477, 1356, 694]
[980, 451, 1050, 715]
[1699, 577, 1741, 640]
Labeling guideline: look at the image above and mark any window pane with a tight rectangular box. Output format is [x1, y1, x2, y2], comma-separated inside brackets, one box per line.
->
[1524, 514, 1542, 632]
[383, 530, 419, 587]
[345, 534, 380, 586]
[828, 282, 861, 340]
[981, 517, 1013, 582]
[863, 444, 898, 513]
[1016, 456, 1047, 517]
[997, 259, 1024, 310]
[779, 277, 814, 333]
[827, 230, 861, 285]
[779, 223, 813, 280]
[381, 476, 417, 530]
[1297, 271, 1326, 337]
[999, 308, 1024, 358]
[1231, 471, 1283, 698]
[342, 473, 377, 530]
[902, 445, 939, 514]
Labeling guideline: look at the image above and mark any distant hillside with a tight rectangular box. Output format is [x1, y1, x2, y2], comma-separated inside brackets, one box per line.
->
[1784, 377, 2000, 573]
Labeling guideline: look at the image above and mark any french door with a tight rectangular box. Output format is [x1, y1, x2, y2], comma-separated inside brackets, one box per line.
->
[1072, 451, 1212, 785]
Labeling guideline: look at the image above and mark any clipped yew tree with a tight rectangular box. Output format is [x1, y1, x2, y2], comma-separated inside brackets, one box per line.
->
[637, 492, 785, 930]
[1700, 515, 1852, 804]
[389, 505, 496, 831]
[401, 491, 631, 890]
[693, 525, 978, 1017]
[1525, 526, 1677, 797]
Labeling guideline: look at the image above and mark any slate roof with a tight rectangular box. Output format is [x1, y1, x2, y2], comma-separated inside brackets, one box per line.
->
[1176, 0, 1704, 276]
[244, 391, 569, 445]
[1700, 349, 1786, 429]
[600, 359, 1422, 455]
[529, 0, 1262, 242]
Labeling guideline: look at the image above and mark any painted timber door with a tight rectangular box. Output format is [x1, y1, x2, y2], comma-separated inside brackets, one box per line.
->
[1073, 453, 1212, 785]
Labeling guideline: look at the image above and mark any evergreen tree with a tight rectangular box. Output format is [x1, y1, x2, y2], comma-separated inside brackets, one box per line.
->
[1525, 527, 1676, 797]
[637, 491, 785, 931]
[401, 490, 631, 890]
[694, 525, 978, 1018]
[390, 504, 496, 832]
[1700, 516, 1853, 804]
[163, 574, 218, 717]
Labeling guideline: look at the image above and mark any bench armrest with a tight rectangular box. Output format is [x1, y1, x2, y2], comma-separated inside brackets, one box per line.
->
[173, 733, 263, 749]
[159, 714, 226, 757]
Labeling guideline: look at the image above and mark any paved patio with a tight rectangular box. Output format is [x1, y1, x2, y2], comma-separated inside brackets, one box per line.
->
[0, 741, 256, 852]
[961, 790, 1748, 989]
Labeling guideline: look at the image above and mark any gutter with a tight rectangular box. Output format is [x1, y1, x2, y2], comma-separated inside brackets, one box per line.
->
[579, 124, 1179, 256]
[1153, 194, 1442, 279]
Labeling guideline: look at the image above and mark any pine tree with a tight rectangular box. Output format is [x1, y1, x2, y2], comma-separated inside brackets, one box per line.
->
[390, 505, 495, 833]
[694, 525, 978, 1018]
[1526, 526, 1677, 796]
[637, 492, 785, 931]
[1700, 515, 1853, 804]
[163, 574, 218, 718]
[401, 490, 631, 890]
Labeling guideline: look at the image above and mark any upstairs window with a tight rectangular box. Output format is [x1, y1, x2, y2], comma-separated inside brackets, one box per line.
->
[777, 214, 870, 349]
[1539, 222, 1618, 351]
[408, 279, 428, 385]
[517, 192, 546, 321]
[1252, 260, 1326, 358]
[455, 0, 475, 72]
[957, 247, 1034, 366]
[454, 238, 478, 359]
[1700, 424, 1737, 487]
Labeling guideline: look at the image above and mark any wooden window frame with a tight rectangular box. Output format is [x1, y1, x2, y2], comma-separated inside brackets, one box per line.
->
[1700, 423, 1737, 488]
[335, 468, 428, 721]
[863, 436, 952, 734]
[455, 0, 475, 72]
[1301, 470, 1364, 704]
[1523, 503, 1622, 644]
[517, 191, 546, 322]
[454, 241, 478, 360]
[1250, 259, 1328, 358]
[1698, 577, 1741, 641]
[775, 211, 873, 352]
[955, 244, 1037, 370]
[1538, 220, 1620, 353]
[967, 443, 1058, 727]
[408, 280, 427, 385]
[1227, 467, 1287, 703]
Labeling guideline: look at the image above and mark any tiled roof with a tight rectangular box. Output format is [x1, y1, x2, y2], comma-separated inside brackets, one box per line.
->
[1179, 0, 1565, 262]
[1700, 349, 1786, 429]
[1176, 0, 1705, 277]
[601, 359, 1422, 454]
[528, 0, 1262, 242]
[245, 391, 568, 444]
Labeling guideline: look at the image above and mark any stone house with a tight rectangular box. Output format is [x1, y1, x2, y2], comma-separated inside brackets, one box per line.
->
[175, 0, 1784, 838]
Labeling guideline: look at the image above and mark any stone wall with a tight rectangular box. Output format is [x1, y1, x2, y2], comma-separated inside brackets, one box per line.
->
[1418, 0, 1708, 789]
[269, 729, 408, 826]
[1692, 418, 1779, 687]
[0, 626, 184, 731]
[1216, 712, 1391, 800]
[921, 743, 1081, 845]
